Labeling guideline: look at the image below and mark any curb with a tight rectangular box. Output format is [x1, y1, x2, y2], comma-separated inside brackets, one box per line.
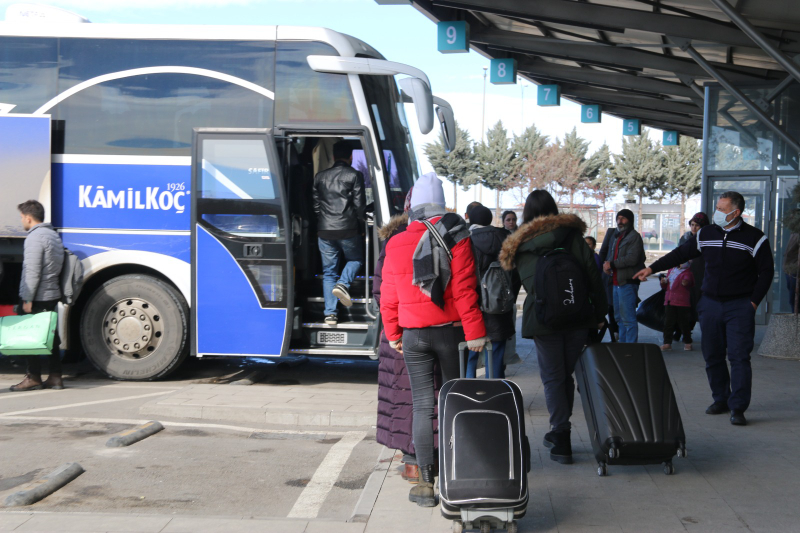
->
[4, 463, 84, 507]
[347, 446, 394, 523]
[106, 421, 164, 447]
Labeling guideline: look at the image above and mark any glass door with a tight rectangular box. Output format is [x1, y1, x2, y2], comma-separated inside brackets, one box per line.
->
[708, 178, 771, 324]
[191, 129, 293, 356]
[775, 177, 799, 313]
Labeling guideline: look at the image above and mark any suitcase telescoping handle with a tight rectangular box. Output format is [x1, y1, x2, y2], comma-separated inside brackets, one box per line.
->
[457, 342, 494, 379]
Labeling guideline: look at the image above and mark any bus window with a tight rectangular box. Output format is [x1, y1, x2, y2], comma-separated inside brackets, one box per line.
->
[275, 41, 358, 125]
[0, 37, 58, 114]
[359, 75, 420, 214]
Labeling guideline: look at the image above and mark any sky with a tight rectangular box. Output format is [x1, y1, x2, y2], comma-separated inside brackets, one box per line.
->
[0, 0, 676, 211]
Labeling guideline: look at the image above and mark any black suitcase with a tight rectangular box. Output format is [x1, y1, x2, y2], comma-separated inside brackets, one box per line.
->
[438, 343, 529, 533]
[576, 343, 687, 477]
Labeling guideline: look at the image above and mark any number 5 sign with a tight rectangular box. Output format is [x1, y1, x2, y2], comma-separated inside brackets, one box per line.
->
[490, 58, 517, 84]
[581, 105, 601, 123]
[437, 21, 470, 53]
[623, 119, 641, 136]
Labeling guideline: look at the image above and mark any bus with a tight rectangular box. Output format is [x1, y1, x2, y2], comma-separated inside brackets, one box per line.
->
[0, 20, 456, 380]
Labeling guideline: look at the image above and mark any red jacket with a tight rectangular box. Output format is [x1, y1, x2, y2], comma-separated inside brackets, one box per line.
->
[380, 218, 486, 342]
[663, 267, 695, 307]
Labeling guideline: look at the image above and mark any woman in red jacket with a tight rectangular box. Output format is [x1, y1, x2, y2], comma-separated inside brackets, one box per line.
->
[380, 173, 488, 508]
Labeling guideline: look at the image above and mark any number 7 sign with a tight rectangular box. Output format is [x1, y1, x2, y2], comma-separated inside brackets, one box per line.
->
[538, 85, 560, 106]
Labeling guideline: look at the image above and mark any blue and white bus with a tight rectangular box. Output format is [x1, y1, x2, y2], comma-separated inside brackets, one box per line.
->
[0, 20, 456, 380]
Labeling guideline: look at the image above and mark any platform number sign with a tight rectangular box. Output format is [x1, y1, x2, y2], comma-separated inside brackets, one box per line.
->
[537, 85, 560, 107]
[490, 58, 517, 85]
[623, 119, 641, 136]
[581, 105, 601, 124]
[438, 21, 470, 53]
[663, 131, 679, 146]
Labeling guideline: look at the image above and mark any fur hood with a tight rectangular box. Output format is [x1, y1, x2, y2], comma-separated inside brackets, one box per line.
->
[378, 213, 409, 241]
[499, 214, 586, 270]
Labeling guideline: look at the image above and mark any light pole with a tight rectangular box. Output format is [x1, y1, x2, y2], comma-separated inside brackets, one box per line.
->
[478, 65, 488, 203]
[520, 79, 527, 133]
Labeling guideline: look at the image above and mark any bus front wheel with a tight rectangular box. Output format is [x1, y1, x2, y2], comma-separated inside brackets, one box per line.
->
[80, 274, 189, 380]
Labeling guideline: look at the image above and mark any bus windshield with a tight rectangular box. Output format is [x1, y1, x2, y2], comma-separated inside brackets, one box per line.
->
[360, 75, 420, 214]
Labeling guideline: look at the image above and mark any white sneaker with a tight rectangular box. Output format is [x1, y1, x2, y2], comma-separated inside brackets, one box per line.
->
[332, 284, 352, 307]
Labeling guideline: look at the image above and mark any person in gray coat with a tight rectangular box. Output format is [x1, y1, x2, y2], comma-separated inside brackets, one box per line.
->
[602, 208, 646, 343]
[10, 200, 65, 392]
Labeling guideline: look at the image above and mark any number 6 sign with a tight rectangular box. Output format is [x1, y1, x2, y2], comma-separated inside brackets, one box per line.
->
[437, 21, 470, 53]
[581, 105, 601, 123]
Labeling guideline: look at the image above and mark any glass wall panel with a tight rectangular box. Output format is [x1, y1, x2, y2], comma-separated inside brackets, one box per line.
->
[710, 179, 768, 231]
[707, 87, 774, 171]
[776, 84, 800, 171]
[775, 177, 799, 313]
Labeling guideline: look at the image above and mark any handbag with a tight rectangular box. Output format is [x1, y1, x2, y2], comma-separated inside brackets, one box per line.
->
[0, 311, 58, 355]
[636, 289, 667, 333]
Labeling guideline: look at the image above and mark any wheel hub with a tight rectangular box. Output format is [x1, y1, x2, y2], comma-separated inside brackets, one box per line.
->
[103, 298, 162, 360]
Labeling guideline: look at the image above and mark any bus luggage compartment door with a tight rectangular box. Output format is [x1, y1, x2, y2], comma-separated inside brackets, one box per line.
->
[191, 129, 293, 357]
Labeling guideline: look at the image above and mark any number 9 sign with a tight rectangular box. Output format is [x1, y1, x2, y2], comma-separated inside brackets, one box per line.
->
[438, 21, 470, 53]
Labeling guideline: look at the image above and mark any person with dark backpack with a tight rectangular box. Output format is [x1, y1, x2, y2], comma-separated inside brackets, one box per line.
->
[465, 204, 520, 378]
[499, 190, 607, 465]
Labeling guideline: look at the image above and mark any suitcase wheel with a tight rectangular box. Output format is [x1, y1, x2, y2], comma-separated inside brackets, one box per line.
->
[677, 447, 687, 458]
[597, 462, 608, 477]
[663, 462, 675, 475]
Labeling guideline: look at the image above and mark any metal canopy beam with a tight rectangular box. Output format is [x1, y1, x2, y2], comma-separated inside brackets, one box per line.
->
[431, 0, 799, 52]
[517, 60, 699, 99]
[674, 38, 800, 154]
[471, 28, 770, 82]
[710, 0, 800, 86]
[596, 104, 703, 128]
[556, 84, 704, 116]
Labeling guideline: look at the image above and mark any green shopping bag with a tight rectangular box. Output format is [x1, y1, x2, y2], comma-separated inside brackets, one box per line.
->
[0, 312, 58, 355]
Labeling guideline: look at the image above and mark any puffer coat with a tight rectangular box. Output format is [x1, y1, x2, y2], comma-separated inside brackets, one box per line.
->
[373, 214, 439, 455]
[20, 223, 63, 303]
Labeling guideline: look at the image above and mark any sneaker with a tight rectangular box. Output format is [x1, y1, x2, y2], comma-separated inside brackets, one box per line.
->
[705, 401, 728, 415]
[549, 430, 573, 465]
[331, 284, 352, 307]
[324, 314, 338, 325]
[730, 410, 747, 426]
[684, 344, 693, 351]
[660, 344, 672, 351]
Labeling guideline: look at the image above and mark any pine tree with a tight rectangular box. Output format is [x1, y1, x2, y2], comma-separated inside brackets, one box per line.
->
[561, 129, 609, 208]
[611, 131, 666, 234]
[476, 121, 516, 221]
[587, 147, 618, 225]
[663, 136, 702, 231]
[423, 120, 480, 213]
[510, 124, 549, 205]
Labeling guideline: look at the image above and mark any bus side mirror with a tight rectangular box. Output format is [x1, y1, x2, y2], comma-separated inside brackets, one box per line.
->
[433, 96, 456, 153]
[399, 77, 433, 135]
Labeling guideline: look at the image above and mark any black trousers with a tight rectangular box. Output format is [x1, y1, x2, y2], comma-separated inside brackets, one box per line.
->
[402, 325, 464, 468]
[533, 329, 590, 432]
[23, 300, 62, 376]
[664, 305, 693, 345]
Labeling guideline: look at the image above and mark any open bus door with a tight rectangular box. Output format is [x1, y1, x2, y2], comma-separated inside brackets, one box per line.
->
[191, 129, 293, 357]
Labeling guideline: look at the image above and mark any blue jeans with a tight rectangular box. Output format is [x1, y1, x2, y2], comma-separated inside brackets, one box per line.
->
[697, 296, 755, 412]
[613, 283, 639, 343]
[467, 341, 506, 379]
[318, 236, 363, 316]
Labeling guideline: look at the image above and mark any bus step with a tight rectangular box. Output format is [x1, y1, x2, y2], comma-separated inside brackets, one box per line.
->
[314, 275, 373, 280]
[288, 347, 377, 358]
[306, 297, 374, 304]
[302, 322, 369, 330]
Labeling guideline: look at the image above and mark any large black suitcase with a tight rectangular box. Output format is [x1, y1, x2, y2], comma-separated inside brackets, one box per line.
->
[576, 343, 687, 477]
[438, 343, 529, 532]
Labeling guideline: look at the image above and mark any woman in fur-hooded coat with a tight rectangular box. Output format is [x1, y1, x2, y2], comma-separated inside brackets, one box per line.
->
[373, 213, 440, 468]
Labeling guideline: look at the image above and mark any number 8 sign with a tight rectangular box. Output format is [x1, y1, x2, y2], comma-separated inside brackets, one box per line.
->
[437, 21, 470, 53]
[490, 58, 517, 85]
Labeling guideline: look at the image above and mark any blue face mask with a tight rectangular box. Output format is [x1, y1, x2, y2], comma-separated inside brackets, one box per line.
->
[713, 208, 737, 227]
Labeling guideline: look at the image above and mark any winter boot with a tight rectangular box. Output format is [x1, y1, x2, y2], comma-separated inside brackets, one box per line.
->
[550, 430, 573, 465]
[43, 374, 64, 390]
[10, 374, 43, 392]
[408, 464, 436, 507]
[401, 463, 420, 484]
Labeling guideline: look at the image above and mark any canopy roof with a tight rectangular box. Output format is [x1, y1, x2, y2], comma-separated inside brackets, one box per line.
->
[393, 0, 800, 139]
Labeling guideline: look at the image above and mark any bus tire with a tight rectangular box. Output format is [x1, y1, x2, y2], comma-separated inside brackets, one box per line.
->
[80, 274, 189, 381]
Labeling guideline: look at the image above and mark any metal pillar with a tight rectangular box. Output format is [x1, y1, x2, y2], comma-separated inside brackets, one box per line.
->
[672, 38, 800, 155]
[710, 0, 800, 86]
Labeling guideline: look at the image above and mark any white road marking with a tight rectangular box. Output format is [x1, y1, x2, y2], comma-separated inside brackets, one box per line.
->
[287, 431, 367, 519]
[0, 415, 347, 436]
[0, 391, 175, 417]
[0, 390, 59, 401]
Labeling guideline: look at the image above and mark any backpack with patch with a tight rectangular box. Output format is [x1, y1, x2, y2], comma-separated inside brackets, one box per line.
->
[534, 246, 593, 329]
[479, 260, 515, 315]
[59, 248, 84, 305]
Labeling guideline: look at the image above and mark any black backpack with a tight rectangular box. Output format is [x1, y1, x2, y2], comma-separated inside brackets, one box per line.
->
[479, 260, 515, 315]
[534, 245, 593, 329]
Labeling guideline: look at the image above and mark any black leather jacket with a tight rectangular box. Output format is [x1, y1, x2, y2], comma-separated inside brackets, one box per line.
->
[313, 161, 366, 234]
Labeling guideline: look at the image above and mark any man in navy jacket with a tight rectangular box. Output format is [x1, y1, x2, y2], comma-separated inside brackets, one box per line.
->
[635, 191, 774, 426]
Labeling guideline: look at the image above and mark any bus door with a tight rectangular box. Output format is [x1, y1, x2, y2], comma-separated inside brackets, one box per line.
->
[191, 129, 293, 357]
